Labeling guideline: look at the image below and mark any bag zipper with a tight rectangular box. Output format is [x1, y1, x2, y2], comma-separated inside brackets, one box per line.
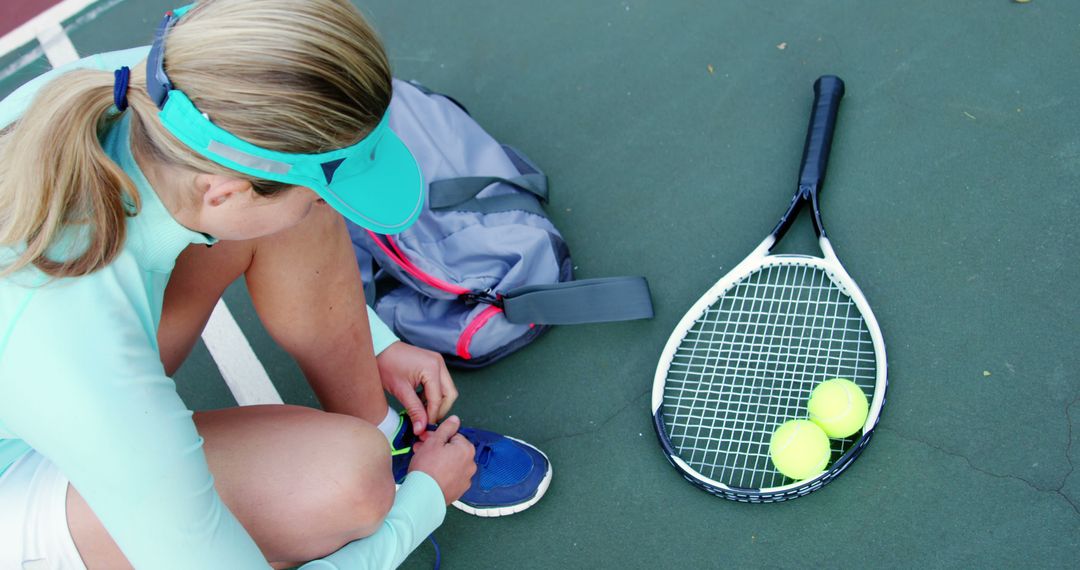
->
[367, 231, 505, 360]
[455, 304, 504, 360]
[367, 230, 471, 295]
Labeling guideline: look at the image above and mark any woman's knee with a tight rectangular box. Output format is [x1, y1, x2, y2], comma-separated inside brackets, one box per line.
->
[197, 406, 395, 560]
[297, 412, 395, 548]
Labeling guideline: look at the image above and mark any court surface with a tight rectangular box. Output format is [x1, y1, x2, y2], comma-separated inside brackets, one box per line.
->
[2, 1, 1078, 568]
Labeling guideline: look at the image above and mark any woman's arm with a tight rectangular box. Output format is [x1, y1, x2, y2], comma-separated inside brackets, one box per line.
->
[0, 278, 269, 568]
[1, 273, 452, 568]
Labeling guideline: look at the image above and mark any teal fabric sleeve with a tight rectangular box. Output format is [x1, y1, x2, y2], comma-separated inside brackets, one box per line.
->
[0, 280, 443, 567]
[0, 290, 34, 476]
[368, 305, 399, 355]
[0, 45, 442, 567]
[0, 265, 269, 568]
[300, 471, 446, 569]
[0, 441, 29, 478]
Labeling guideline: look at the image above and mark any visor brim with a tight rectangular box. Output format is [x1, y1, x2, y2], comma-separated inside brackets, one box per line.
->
[315, 128, 424, 235]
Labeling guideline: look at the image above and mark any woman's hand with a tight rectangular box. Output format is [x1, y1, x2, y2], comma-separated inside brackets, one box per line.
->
[376, 341, 458, 436]
[408, 416, 476, 505]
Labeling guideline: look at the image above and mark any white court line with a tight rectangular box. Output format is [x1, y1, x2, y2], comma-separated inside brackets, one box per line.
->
[1, 0, 281, 406]
[0, 0, 127, 82]
[0, 0, 103, 58]
[34, 21, 79, 66]
[202, 300, 284, 406]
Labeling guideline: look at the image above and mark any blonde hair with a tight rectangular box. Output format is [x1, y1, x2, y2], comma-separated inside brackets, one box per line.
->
[0, 0, 391, 278]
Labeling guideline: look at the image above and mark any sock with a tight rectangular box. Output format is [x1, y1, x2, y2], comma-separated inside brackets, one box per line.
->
[376, 406, 401, 442]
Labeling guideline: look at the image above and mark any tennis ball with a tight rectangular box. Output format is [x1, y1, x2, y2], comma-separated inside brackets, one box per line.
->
[807, 378, 869, 438]
[769, 420, 831, 480]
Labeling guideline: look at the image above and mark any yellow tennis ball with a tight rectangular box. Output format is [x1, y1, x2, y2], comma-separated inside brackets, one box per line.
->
[768, 420, 831, 480]
[807, 378, 869, 438]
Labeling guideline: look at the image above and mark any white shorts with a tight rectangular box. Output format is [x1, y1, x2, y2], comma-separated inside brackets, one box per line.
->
[0, 451, 87, 570]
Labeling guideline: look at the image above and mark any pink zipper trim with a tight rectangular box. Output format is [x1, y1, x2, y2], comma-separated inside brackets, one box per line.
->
[367, 231, 502, 361]
[366, 230, 470, 295]
[456, 305, 504, 360]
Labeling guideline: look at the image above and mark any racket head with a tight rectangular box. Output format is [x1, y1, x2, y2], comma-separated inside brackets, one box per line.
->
[651, 237, 887, 502]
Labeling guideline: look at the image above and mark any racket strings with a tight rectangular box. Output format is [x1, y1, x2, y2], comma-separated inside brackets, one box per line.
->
[662, 263, 876, 490]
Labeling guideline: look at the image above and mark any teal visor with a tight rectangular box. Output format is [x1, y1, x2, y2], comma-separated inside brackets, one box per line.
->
[148, 6, 423, 234]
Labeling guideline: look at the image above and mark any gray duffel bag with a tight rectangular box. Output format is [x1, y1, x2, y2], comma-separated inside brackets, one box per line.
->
[347, 79, 653, 368]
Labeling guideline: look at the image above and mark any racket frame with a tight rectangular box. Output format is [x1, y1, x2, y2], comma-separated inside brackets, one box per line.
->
[651, 75, 888, 502]
[651, 234, 887, 502]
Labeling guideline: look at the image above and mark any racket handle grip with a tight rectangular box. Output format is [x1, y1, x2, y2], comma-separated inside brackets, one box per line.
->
[799, 75, 845, 193]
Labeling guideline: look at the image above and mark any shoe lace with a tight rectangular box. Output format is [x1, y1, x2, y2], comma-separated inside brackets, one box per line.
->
[476, 442, 494, 467]
[428, 534, 442, 570]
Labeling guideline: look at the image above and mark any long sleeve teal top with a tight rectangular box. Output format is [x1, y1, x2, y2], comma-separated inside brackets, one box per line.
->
[0, 49, 444, 569]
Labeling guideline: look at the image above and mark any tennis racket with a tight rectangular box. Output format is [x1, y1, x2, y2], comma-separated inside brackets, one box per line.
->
[651, 76, 887, 503]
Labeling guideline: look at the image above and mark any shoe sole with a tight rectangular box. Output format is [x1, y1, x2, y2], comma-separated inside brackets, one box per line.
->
[452, 435, 553, 517]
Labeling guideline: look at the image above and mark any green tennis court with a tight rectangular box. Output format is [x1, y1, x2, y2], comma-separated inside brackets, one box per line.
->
[3, 1, 1077, 567]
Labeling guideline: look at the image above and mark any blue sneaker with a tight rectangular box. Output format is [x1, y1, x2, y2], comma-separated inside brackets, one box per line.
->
[390, 412, 552, 517]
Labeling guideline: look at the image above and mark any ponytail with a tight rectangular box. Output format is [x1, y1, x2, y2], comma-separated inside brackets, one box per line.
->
[1, 0, 394, 279]
[0, 69, 139, 278]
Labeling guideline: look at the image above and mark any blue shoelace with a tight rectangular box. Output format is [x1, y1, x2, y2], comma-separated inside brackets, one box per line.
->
[476, 441, 493, 466]
[428, 534, 442, 570]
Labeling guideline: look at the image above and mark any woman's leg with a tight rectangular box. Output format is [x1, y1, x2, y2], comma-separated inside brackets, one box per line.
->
[159, 202, 389, 422]
[69, 203, 399, 567]
[67, 405, 396, 568]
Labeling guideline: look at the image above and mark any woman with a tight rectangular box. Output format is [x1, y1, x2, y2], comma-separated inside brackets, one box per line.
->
[0, 1, 550, 568]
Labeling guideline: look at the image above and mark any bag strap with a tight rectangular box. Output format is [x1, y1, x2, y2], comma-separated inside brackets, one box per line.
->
[355, 247, 378, 303]
[428, 179, 547, 217]
[357, 248, 399, 307]
[430, 173, 548, 205]
[500, 277, 654, 325]
[429, 145, 550, 216]
[439, 192, 548, 217]
[406, 79, 471, 115]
